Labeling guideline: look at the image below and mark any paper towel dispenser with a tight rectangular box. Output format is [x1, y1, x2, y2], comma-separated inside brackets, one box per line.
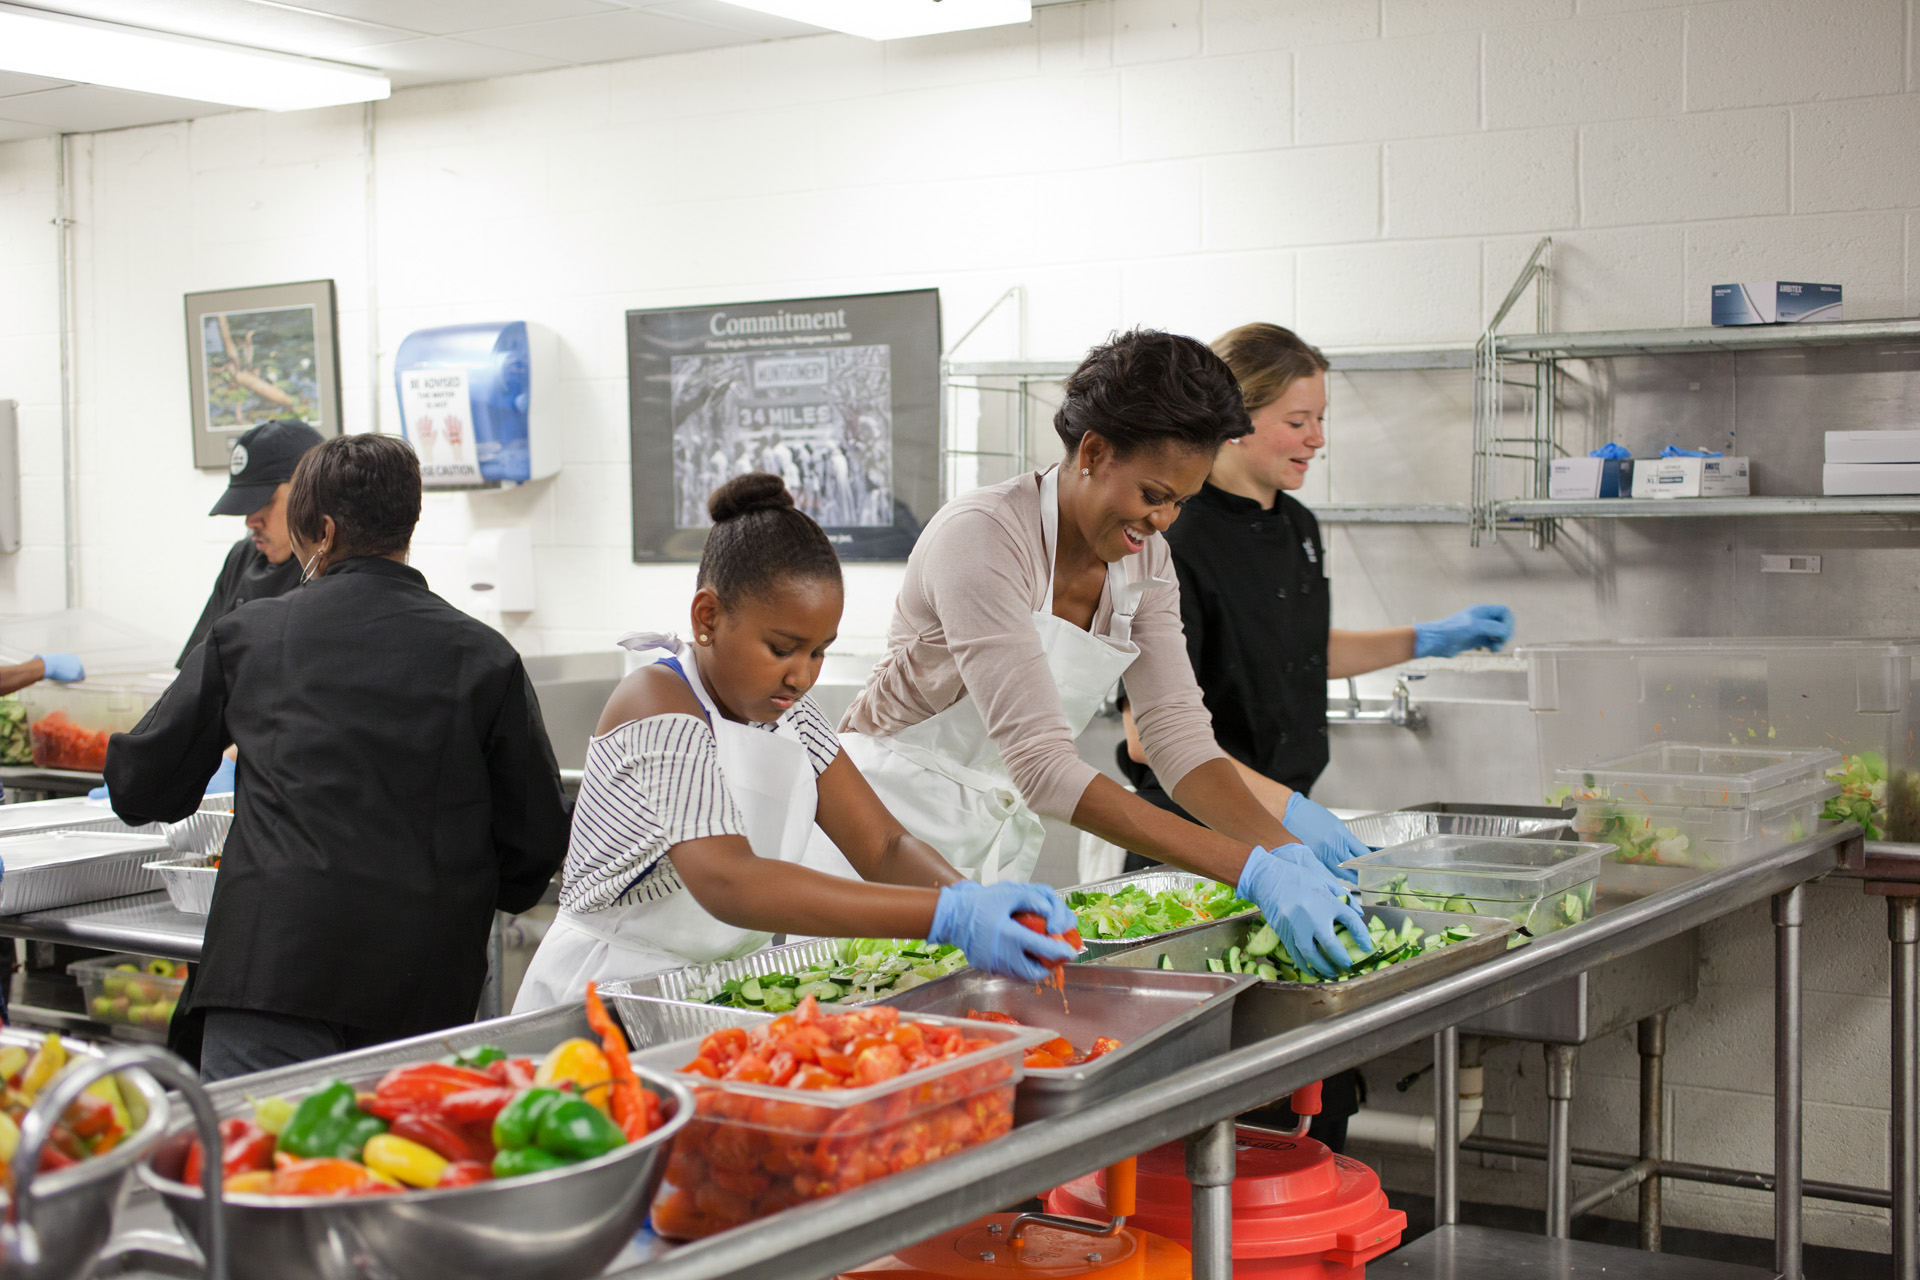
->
[394, 321, 559, 489]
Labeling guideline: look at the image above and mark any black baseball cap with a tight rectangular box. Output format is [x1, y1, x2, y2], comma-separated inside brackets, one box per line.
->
[210, 419, 325, 516]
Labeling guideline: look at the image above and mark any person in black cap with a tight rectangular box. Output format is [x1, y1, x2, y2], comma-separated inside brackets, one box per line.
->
[179, 419, 326, 668]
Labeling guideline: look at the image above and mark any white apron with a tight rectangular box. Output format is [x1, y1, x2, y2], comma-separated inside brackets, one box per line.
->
[513, 633, 819, 1012]
[811, 466, 1151, 885]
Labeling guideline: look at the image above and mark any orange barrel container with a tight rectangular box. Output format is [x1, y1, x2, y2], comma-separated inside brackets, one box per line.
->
[1045, 1128, 1404, 1279]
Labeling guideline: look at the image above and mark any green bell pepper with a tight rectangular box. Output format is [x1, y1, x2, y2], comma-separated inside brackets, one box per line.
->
[492, 1087, 567, 1151]
[454, 1045, 505, 1070]
[492, 1146, 571, 1179]
[276, 1080, 388, 1160]
[537, 1096, 626, 1162]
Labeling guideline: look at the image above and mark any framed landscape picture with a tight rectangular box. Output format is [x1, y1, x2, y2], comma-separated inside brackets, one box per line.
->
[627, 288, 941, 562]
[185, 279, 341, 469]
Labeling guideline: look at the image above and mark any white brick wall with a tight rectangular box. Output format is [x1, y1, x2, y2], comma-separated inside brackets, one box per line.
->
[0, 0, 1915, 1253]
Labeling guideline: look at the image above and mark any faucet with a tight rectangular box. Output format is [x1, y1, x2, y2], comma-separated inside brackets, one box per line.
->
[1335, 677, 1427, 731]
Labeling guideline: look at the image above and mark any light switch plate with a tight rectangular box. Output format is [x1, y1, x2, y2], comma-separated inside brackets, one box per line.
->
[1760, 554, 1821, 574]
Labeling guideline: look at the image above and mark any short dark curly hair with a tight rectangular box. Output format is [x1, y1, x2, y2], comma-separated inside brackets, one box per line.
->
[286, 433, 421, 561]
[1054, 328, 1251, 461]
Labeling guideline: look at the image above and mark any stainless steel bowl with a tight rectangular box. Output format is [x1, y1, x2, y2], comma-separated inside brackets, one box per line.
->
[141, 1062, 694, 1280]
[0, 1029, 171, 1280]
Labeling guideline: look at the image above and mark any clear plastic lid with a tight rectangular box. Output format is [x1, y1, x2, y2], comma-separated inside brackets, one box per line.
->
[1341, 835, 1612, 904]
[0, 609, 176, 676]
[1555, 743, 1841, 806]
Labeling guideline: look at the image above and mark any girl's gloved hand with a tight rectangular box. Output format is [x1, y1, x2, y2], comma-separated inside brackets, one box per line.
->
[35, 653, 84, 683]
[928, 880, 1078, 986]
[1238, 846, 1372, 980]
[206, 756, 237, 796]
[1281, 792, 1367, 882]
[1413, 605, 1513, 658]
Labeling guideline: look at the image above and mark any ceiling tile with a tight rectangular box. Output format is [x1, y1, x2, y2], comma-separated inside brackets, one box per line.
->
[19, 1, 419, 57]
[638, 0, 820, 38]
[334, 35, 570, 87]
[288, 1, 626, 38]
[457, 9, 757, 62]
[0, 71, 75, 98]
[0, 84, 237, 132]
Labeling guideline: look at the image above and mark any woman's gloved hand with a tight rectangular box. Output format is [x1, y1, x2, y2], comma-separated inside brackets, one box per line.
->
[1413, 605, 1513, 658]
[1238, 846, 1372, 980]
[1282, 792, 1367, 882]
[35, 653, 84, 683]
[206, 756, 237, 796]
[928, 880, 1079, 985]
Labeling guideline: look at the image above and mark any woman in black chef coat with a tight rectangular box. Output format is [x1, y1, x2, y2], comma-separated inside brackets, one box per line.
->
[1119, 322, 1511, 1148]
[106, 434, 569, 1081]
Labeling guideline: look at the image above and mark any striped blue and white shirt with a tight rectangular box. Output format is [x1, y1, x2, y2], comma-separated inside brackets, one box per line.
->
[557, 694, 840, 913]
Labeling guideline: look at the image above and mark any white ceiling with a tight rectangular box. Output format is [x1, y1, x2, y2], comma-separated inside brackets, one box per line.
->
[0, 0, 832, 139]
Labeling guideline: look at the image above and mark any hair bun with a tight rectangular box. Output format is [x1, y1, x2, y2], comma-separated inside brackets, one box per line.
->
[708, 471, 795, 523]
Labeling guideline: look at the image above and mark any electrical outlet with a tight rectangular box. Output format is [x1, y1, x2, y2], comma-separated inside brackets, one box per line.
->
[1760, 554, 1821, 574]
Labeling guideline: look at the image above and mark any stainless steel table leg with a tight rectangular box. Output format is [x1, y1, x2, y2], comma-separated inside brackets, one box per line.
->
[1545, 1042, 1576, 1239]
[1186, 1119, 1235, 1280]
[1434, 1027, 1459, 1227]
[1776, 884, 1805, 1280]
[1638, 1012, 1667, 1252]
[1893, 897, 1919, 1280]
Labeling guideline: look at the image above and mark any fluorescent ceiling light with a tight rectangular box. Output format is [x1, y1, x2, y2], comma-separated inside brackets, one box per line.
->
[0, 3, 389, 111]
[718, 0, 1031, 41]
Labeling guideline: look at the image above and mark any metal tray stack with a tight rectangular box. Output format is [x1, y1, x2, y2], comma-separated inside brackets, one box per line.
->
[0, 796, 166, 840]
[879, 966, 1255, 1123]
[1090, 904, 1515, 1046]
[1345, 809, 1572, 848]
[0, 829, 173, 914]
[1064, 867, 1257, 956]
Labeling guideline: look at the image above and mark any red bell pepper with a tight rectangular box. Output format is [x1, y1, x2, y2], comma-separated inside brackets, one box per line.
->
[439, 1086, 517, 1128]
[390, 1113, 482, 1164]
[183, 1117, 276, 1185]
[484, 1058, 536, 1089]
[436, 1159, 493, 1189]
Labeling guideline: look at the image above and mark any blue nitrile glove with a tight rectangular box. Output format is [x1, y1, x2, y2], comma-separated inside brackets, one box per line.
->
[206, 756, 236, 796]
[1414, 604, 1514, 658]
[1238, 846, 1372, 980]
[1588, 443, 1632, 459]
[1659, 445, 1723, 458]
[35, 653, 83, 683]
[1281, 792, 1366, 882]
[928, 880, 1079, 985]
[87, 785, 109, 801]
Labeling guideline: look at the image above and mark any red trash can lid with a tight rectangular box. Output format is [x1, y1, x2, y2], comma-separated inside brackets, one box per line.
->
[1046, 1128, 1405, 1259]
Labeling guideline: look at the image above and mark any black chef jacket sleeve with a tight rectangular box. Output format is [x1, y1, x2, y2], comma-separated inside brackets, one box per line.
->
[484, 664, 570, 915]
[106, 637, 232, 826]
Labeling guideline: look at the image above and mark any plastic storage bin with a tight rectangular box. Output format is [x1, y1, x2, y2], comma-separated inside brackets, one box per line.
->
[1523, 638, 1920, 837]
[1342, 835, 1612, 935]
[637, 1012, 1047, 1240]
[1554, 743, 1840, 807]
[0, 608, 176, 675]
[1571, 773, 1840, 870]
[68, 952, 187, 1036]
[17, 674, 173, 771]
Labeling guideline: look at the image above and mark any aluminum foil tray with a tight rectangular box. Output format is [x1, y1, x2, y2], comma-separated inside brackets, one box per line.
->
[614, 935, 951, 1006]
[1064, 867, 1256, 955]
[163, 809, 232, 859]
[1346, 809, 1572, 849]
[597, 987, 771, 1052]
[0, 830, 172, 914]
[879, 966, 1256, 1124]
[145, 856, 216, 915]
[1090, 904, 1515, 1047]
[0, 796, 166, 839]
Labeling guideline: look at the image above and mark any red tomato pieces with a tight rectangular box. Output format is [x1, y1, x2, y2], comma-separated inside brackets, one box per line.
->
[653, 996, 1015, 1241]
[30, 712, 108, 771]
[965, 1010, 1123, 1070]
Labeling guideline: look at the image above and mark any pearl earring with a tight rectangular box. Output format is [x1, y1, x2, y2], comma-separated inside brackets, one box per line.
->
[1081, 467, 1091, 476]
[698, 634, 710, 644]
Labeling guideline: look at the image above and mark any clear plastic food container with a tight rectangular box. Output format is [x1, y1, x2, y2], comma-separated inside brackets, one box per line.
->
[1522, 639, 1920, 829]
[1554, 743, 1841, 808]
[1342, 835, 1613, 935]
[17, 674, 174, 771]
[1571, 774, 1841, 870]
[68, 952, 188, 1035]
[0, 608, 177, 675]
[635, 1013, 1047, 1240]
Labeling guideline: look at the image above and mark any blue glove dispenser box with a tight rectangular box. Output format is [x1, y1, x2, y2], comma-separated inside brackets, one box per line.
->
[393, 321, 558, 487]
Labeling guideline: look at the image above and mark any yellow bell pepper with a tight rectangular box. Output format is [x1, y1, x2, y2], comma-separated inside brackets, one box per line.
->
[253, 1096, 295, 1136]
[0, 1111, 17, 1163]
[86, 1076, 132, 1136]
[362, 1133, 448, 1189]
[224, 1170, 274, 1195]
[535, 1038, 611, 1112]
[19, 1035, 65, 1101]
[0, 1046, 29, 1084]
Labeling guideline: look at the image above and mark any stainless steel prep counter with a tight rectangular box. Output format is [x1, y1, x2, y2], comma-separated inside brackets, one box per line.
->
[0, 890, 203, 961]
[92, 823, 1858, 1280]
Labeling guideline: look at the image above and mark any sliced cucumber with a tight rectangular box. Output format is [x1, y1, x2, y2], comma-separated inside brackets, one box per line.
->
[1157, 954, 1174, 970]
[1245, 924, 1280, 958]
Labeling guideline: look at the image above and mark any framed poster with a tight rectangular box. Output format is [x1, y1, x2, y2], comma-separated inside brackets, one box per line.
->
[627, 288, 941, 562]
[184, 279, 341, 469]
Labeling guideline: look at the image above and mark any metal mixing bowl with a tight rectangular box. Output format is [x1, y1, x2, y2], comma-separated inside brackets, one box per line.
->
[141, 1062, 694, 1280]
[0, 1029, 171, 1280]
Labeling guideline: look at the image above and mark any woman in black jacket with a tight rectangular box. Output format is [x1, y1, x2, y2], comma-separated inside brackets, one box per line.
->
[107, 434, 569, 1081]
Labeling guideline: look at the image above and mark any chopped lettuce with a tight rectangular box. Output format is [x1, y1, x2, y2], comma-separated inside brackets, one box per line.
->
[691, 939, 968, 1008]
[1823, 752, 1889, 840]
[1068, 881, 1256, 941]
